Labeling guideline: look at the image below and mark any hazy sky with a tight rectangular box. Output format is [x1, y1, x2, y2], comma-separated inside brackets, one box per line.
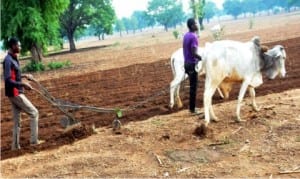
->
[112, 0, 224, 18]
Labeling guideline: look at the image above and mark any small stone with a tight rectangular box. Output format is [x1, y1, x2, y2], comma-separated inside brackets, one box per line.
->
[164, 172, 169, 177]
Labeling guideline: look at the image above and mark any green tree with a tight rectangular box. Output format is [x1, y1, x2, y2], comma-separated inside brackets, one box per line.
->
[122, 17, 132, 34]
[131, 11, 148, 32]
[223, 0, 242, 19]
[288, 0, 300, 7]
[60, 0, 115, 51]
[190, 0, 206, 30]
[1, 0, 69, 62]
[204, 1, 217, 23]
[115, 19, 125, 37]
[147, 0, 184, 31]
[168, 1, 186, 28]
[198, 0, 206, 30]
[131, 16, 138, 34]
[144, 12, 156, 28]
[91, 0, 116, 40]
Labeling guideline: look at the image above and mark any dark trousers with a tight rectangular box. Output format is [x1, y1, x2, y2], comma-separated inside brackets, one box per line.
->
[184, 63, 198, 112]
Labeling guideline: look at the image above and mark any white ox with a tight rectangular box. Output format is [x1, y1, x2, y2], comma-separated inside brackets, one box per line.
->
[169, 47, 224, 109]
[202, 36, 286, 125]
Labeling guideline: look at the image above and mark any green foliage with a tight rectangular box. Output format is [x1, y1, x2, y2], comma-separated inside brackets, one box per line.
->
[1, 0, 69, 60]
[91, 0, 116, 40]
[122, 17, 132, 34]
[190, 0, 206, 30]
[47, 61, 71, 70]
[60, 0, 115, 50]
[147, 0, 185, 31]
[22, 61, 46, 72]
[172, 30, 180, 39]
[22, 60, 71, 72]
[115, 19, 125, 36]
[131, 11, 149, 31]
[288, 0, 300, 7]
[120, 16, 138, 34]
[204, 1, 218, 22]
[114, 108, 123, 118]
[223, 0, 243, 19]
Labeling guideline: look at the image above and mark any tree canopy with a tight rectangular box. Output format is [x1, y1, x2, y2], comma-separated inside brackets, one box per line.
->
[223, 0, 242, 19]
[60, 0, 115, 51]
[223, 0, 300, 18]
[204, 1, 218, 23]
[115, 19, 125, 37]
[131, 11, 149, 31]
[90, 0, 116, 40]
[147, 0, 185, 31]
[1, 0, 69, 61]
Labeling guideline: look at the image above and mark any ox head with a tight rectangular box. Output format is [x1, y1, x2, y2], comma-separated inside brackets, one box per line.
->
[262, 45, 286, 79]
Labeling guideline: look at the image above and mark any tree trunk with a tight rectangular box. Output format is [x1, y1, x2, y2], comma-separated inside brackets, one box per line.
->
[98, 34, 101, 40]
[191, 0, 200, 33]
[30, 44, 43, 62]
[164, 25, 168, 32]
[67, 32, 76, 52]
[101, 33, 104, 40]
[191, 0, 198, 20]
[59, 37, 64, 49]
[198, 17, 204, 30]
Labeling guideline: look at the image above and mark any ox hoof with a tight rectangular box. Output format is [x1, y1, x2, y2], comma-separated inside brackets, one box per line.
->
[211, 117, 220, 123]
[253, 106, 261, 112]
[235, 117, 246, 123]
[177, 103, 183, 109]
[204, 121, 209, 127]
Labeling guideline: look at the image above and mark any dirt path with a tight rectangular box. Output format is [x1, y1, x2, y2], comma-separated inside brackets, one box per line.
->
[1, 89, 299, 177]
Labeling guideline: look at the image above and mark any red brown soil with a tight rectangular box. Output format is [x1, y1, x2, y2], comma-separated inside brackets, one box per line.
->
[1, 36, 300, 160]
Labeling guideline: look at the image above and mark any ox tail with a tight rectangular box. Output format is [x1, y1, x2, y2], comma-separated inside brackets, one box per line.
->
[170, 55, 176, 76]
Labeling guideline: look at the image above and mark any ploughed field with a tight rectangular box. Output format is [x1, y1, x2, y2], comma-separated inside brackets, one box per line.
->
[1, 36, 300, 160]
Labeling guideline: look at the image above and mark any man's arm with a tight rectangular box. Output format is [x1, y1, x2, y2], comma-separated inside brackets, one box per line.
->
[4, 58, 33, 90]
[192, 47, 202, 61]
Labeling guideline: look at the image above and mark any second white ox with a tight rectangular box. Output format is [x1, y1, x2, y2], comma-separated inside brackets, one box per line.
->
[202, 36, 286, 125]
[169, 47, 206, 109]
[169, 47, 224, 109]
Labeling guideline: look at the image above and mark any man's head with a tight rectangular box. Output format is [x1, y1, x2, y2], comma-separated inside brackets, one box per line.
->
[8, 37, 21, 53]
[187, 18, 198, 32]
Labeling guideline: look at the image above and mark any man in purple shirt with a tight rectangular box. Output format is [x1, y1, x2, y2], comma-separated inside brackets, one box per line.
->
[183, 18, 202, 114]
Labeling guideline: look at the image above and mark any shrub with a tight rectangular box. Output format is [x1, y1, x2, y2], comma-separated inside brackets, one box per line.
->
[173, 30, 179, 39]
[22, 60, 71, 72]
[22, 61, 46, 72]
[47, 61, 71, 70]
